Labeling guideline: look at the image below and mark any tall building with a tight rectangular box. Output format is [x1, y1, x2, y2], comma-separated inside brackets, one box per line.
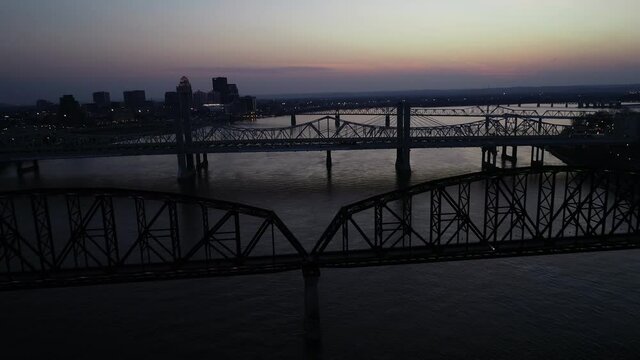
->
[227, 84, 240, 103]
[240, 96, 257, 114]
[58, 95, 83, 123]
[193, 90, 208, 107]
[93, 91, 111, 108]
[164, 91, 179, 108]
[36, 99, 54, 110]
[123, 90, 146, 109]
[206, 90, 216, 103]
[177, 77, 193, 103]
[212, 77, 229, 103]
[212, 77, 228, 93]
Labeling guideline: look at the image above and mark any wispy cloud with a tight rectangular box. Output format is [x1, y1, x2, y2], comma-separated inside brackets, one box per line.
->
[169, 66, 335, 75]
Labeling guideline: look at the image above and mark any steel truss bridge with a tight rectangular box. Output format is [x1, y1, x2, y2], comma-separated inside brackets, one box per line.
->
[303, 105, 602, 119]
[0, 105, 625, 164]
[1, 166, 639, 290]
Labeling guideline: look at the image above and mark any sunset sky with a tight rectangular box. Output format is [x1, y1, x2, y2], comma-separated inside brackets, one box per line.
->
[1, 0, 639, 103]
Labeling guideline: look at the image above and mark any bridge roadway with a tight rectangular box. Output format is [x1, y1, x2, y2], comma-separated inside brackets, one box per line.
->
[0, 109, 629, 162]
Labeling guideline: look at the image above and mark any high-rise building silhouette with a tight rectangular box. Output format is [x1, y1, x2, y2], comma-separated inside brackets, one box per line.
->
[212, 77, 228, 93]
[164, 91, 179, 108]
[36, 99, 54, 110]
[58, 94, 83, 123]
[92, 91, 111, 108]
[227, 84, 240, 103]
[123, 90, 146, 110]
[212, 77, 229, 103]
[193, 90, 208, 107]
[240, 96, 257, 114]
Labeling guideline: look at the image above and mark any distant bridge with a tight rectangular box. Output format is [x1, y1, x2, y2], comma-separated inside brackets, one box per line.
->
[1, 105, 631, 176]
[303, 105, 602, 119]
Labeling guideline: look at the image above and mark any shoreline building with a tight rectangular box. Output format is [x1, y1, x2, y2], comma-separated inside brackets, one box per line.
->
[92, 91, 111, 108]
[123, 90, 146, 110]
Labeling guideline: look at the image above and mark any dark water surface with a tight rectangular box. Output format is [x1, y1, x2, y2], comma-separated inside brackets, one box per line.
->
[1, 112, 639, 359]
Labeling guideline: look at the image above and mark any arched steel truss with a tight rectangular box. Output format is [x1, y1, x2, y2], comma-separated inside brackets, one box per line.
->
[1, 167, 639, 290]
[0, 189, 306, 289]
[312, 166, 640, 267]
[0, 114, 617, 161]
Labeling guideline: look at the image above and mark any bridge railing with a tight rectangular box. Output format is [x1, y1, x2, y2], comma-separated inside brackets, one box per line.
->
[0, 188, 306, 289]
[311, 167, 640, 266]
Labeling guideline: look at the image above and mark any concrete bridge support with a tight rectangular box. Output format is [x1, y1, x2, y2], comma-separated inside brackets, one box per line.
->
[195, 153, 209, 173]
[326, 151, 332, 170]
[175, 124, 190, 180]
[385, 114, 391, 127]
[395, 102, 411, 174]
[14, 160, 39, 176]
[482, 145, 498, 171]
[501, 145, 518, 165]
[303, 264, 321, 347]
[291, 113, 297, 127]
[176, 77, 196, 181]
[201, 153, 208, 169]
[334, 114, 341, 128]
[531, 146, 545, 168]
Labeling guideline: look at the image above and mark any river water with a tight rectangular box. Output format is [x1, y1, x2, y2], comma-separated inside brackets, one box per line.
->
[1, 106, 639, 359]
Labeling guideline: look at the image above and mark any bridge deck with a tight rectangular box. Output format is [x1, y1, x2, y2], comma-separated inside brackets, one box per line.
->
[1, 136, 629, 162]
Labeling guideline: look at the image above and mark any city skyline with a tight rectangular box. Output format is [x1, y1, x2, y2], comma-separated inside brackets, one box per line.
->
[2, 0, 640, 104]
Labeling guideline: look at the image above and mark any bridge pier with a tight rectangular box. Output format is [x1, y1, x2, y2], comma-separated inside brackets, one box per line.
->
[291, 113, 297, 127]
[177, 158, 194, 180]
[14, 160, 39, 176]
[531, 146, 545, 168]
[501, 145, 518, 165]
[334, 114, 341, 128]
[385, 114, 391, 127]
[326, 150, 332, 169]
[303, 264, 321, 346]
[194, 153, 208, 173]
[395, 102, 411, 174]
[176, 76, 196, 181]
[201, 153, 208, 169]
[482, 145, 497, 171]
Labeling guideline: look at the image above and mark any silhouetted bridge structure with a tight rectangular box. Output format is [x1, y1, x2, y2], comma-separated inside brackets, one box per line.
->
[3, 166, 639, 335]
[3, 104, 635, 177]
[2, 166, 639, 289]
[302, 105, 602, 119]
